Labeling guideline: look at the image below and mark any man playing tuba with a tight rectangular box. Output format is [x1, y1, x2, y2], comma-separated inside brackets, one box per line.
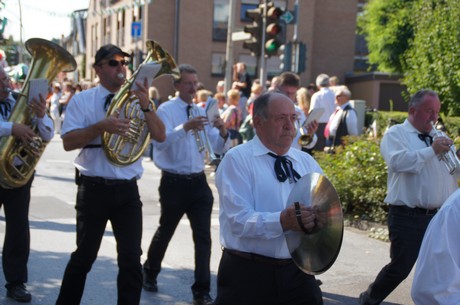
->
[0, 64, 54, 302]
[55, 44, 165, 305]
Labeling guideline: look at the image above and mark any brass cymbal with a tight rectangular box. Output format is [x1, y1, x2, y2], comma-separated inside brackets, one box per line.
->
[285, 172, 343, 275]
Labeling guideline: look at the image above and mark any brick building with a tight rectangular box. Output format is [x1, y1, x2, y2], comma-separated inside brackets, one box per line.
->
[85, 0, 358, 99]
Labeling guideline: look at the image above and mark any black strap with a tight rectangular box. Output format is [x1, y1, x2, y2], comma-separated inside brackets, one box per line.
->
[104, 93, 115, 112]
[267, 152, 301, 183]
[83, 144, 102, 149]
[294, 202, 312, 234]
[418, 133, 433, 147]
[186, 104, 192, 117]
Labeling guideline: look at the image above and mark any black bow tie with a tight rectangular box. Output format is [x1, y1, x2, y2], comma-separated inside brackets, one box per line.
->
[104, 94, 115, 112]
[267, 152, 301, 183]
[418, 133, 433, 147]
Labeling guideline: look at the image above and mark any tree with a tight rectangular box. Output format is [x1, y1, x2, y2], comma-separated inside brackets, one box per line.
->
[357, 0, 416, 73]
[403, 0, 460, 115]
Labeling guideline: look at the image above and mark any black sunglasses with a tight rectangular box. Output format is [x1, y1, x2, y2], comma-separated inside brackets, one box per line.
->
[102, 59, 128, 67]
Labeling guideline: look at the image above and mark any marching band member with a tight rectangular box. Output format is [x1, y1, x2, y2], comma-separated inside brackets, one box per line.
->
[0, 64, 54, 302]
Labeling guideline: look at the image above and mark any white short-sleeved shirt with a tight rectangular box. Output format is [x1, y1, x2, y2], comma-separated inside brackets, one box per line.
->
[61, 85, 143, 180]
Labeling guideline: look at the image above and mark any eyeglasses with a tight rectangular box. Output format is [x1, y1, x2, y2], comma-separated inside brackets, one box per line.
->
[101, 59, 128, 67]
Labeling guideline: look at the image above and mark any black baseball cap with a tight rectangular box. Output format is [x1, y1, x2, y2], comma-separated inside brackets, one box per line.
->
[94, 44, 130, 66]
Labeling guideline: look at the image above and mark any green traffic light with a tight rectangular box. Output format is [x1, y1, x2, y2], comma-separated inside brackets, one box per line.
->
[265, 39, 281, 53]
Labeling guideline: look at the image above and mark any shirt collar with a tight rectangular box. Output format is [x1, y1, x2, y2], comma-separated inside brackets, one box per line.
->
[251, 135, 301, 163]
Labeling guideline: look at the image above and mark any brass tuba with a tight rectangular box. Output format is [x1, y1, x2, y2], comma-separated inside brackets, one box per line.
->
[0, 38, 77, 188]
[102, 40, 179, 166]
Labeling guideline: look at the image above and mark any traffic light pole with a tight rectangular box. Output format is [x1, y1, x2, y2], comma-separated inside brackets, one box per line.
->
[292, 0, 299, 73]
[259, 0, 268, 90]
[224, 0, 237, 94]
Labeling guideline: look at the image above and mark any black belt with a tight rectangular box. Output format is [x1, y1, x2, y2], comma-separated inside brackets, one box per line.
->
[224, 248, 293, 266]
[80, 175, 136, 186]
[161, 171, 204, 180]
[389, 204, 438, 216]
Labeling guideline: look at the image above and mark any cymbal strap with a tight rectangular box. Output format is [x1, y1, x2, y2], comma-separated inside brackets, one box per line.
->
[294, 202, 311, 234]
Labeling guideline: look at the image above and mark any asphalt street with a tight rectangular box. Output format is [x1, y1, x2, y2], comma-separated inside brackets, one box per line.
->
[0, 135, 415, 305]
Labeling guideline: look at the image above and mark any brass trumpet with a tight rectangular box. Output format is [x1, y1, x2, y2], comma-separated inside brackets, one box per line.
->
[188, 106, 220, 166]
[431, 121, 460, 175]
[297, 119, 313, 147]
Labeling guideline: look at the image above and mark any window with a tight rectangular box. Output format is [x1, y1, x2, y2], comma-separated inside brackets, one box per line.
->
[240, 3, 258, 22]
[213, 0, 229, 41]
[211, 53, 226, 76]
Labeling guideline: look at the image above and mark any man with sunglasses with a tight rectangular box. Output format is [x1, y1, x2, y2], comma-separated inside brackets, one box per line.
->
[55, 44, 166, 305]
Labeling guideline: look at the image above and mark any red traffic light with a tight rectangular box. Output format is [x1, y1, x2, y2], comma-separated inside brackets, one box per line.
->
[266, 23, 282, 36]
[267, 6, 283, 20]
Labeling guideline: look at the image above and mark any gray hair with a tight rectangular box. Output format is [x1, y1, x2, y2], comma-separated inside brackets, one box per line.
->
[333, 85, 351, 98]
[408, 89, 439, 110]
[173, 64, 197, 85]
[253, 91, 290, 119]
[316, 73, 330, 87]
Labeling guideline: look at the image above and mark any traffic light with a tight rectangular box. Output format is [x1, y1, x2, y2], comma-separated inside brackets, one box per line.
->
[264, 4, 285, 57]
[243, 6, 263, 56]
[279, 42, 292, 72]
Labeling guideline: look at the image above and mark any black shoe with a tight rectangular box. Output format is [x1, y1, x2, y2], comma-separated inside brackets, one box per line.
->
[193, 294, 213, 305]
[6, 283, 32, 303]
[142, 269, 158, 292]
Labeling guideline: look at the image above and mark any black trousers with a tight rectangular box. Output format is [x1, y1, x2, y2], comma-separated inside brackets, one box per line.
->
[144, 171, 213, 297]
[214, 250, 323, 305]
[0, 175, 33, 288]
[362, 205, 435, 305]
[314, 123, 327, 151]
[56, 179, 143, 305]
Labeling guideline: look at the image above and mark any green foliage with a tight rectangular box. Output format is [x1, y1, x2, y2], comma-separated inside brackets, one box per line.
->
[315, 137, 388, 224]
[402, 0, 460, 116]
[357, 0, 416, 73]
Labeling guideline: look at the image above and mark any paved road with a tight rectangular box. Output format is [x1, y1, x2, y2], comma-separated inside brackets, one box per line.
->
[0, 135, 415, 305]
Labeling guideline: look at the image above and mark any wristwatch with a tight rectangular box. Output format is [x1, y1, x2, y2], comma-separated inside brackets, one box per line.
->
[141, 101, 155, 113]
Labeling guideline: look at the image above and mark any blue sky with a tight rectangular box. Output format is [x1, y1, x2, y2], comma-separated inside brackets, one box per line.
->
[2, 0, 88, 41]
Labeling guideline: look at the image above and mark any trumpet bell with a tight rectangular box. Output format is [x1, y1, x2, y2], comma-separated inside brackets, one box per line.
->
[285, 173, 344, 275]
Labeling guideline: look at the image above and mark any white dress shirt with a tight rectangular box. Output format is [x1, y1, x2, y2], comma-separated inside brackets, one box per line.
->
[328, 102, 359, 138]
[0, 93, 54, 140]
[61, 85, 144, 180]
[380, 119, 459, 209]
[153, 96, 229, 175]
[411, 188, 460, 305]
[215, 135, 323, 259]
[309, 87, 336, 123]
[292, 105, 317, 150]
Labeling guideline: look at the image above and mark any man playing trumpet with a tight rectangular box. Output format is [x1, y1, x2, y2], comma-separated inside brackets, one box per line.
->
[359, 89, 460, 305]
[142, 64, 229, 305]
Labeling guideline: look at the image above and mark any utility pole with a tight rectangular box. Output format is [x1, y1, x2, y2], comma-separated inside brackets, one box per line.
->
[259, 0, 268, 88]
[17, 0, 23, 63]
[224, 0, 237, 94]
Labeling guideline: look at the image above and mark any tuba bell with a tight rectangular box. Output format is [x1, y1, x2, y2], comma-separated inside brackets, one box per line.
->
[0, 38, 77, 188]
[102, 40, 179, 166]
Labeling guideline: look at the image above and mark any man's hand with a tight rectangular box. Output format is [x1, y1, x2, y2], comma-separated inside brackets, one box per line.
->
[12, 123, 36, 144]
[280, 202, 317, 232]
[104, 111, 131, 135]
[432, 136, 453, 155]
[306, 120, 319, 136]
[29, 94, 47, 118]
[132, 77, 150, 110]
[184, 116, 208, 132]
